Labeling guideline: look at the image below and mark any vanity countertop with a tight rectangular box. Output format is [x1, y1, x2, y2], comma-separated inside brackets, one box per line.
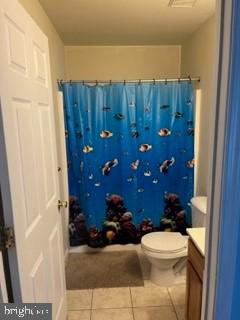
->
[186, 227, 206, 256]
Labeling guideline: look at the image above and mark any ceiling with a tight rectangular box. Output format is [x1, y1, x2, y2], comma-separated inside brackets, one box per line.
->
[39, 0, 216, 45]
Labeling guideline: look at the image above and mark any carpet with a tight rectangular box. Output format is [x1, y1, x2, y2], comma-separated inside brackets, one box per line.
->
[65, 250, 144, 289]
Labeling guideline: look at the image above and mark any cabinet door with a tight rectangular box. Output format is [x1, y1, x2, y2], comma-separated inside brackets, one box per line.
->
[186, 261, 202, 320]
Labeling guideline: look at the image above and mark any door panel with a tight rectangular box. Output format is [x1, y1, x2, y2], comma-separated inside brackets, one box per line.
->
[5, 15, 28, 76]
[30, 253, 48, 302]
[39, 104, 57, 205]
[0, 1, 67, 319]
[14, 100, 40, 230]
[33, 43, 47, 87]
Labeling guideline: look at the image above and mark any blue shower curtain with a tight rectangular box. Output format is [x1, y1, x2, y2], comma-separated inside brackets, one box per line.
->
[61, 82, 194, 229]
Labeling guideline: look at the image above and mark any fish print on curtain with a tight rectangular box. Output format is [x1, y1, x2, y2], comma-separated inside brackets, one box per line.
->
[61, 82, 195, 246]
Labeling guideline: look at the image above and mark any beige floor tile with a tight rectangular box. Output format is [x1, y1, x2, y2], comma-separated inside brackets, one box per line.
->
[68, 310, 91, 320]
[133, 306, 177, 320]
[175, 305, 186, 320]
[130, 286, 171, 307]
[91, 308, 134, 320]
[92, 287, 132, 309]
[168, 284, 186, 305]
[67, 290, 92, 310]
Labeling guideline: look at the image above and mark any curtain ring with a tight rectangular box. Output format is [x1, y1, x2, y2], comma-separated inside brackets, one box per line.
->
[153, 78, 156, 85]
[188, 75, 192, 84]
[109, 80, 112, 85]
[82, 80, 85, 86]
[124, 80, 126, 85]
[178, 78, 181, 84]
[58, 79, 63, 89]
[138, 79, 141, 85]
[96, 80, 98, 86]
[165, 78, 167, 85]
[70, 80, 72, 86]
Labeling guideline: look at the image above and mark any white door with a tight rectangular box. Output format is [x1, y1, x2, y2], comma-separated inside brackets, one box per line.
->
[0, 0, 67, 319]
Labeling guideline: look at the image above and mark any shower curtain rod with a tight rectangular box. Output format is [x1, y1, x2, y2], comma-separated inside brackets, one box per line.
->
[58, 76, 200, 85]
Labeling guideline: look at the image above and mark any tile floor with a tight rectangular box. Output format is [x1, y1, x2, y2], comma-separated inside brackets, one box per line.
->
[67, 282, 186, 320]
[67, 244, 186, 320]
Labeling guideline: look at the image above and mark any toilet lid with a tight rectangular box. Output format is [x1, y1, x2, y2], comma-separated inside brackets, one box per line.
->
[141, 232, 188, 253]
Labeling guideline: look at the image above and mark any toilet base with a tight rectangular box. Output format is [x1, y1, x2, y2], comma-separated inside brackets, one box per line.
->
[150, 265, 186, 287]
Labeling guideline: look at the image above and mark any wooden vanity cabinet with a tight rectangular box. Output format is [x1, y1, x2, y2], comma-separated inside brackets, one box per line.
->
[185, 239, 205, 320]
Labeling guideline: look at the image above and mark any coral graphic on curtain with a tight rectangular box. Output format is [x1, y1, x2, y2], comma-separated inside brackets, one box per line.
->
[61, 82, 195, 246]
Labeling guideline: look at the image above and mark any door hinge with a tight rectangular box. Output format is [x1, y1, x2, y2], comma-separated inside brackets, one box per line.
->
[0, 226, 15, 250]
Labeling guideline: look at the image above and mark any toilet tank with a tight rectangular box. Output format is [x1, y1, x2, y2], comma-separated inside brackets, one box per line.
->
[190, 196, 207, 227]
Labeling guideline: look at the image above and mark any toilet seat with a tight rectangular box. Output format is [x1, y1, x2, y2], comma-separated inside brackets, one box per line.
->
[141, 232, 188, 254]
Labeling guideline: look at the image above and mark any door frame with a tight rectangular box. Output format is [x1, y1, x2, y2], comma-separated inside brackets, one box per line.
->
[0, 186, 13, 302]
[0, 98, 22, 302]
[202, 0, 238, 319]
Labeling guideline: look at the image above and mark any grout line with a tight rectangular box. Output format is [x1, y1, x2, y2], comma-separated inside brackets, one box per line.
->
[90, 289, 94, 320]
[129, 287, 135, 320]
[167, 288, 179, 320]
[91, 304, 175, 310]
[91, 289, 94, 308]
[91, 307, 135, 311]
[68, 308, 91, 311]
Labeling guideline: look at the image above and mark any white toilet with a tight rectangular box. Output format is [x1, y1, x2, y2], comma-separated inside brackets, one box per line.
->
[141, 196, 207, 286]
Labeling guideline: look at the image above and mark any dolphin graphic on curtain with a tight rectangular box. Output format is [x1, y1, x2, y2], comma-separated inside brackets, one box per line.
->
[61, 82, 194, 233]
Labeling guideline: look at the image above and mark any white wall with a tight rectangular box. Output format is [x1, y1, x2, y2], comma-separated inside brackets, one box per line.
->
[64, 45, 181, 80]
[181, 15, 217, 196]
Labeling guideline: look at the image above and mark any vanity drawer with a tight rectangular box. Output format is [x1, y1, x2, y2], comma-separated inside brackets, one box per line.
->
[188, 239, 205, 280]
